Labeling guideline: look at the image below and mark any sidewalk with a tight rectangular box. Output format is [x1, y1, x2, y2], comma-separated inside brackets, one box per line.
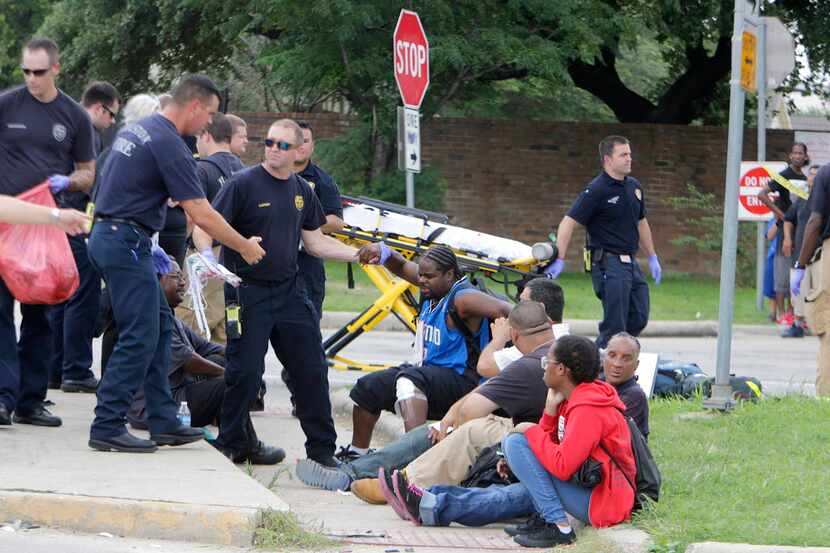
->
[321, 311, 779, 337]
[0, 392, 286, 547]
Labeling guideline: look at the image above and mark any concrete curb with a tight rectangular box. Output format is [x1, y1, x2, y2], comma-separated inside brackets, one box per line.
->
[0, 490, 269, 547]
[321, 312, 779, 337]
[686, 543, 830, 553]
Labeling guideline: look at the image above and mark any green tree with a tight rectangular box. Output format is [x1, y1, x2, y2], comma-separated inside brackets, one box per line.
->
[0, 0, 51, 91]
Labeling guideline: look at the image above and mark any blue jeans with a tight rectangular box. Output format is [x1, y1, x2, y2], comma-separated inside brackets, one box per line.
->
[341, 424, 433, 480]
[48, 234, 101, 383]
[591, 254, 649, 349]
[419, 433, 590, 527]
[87, 222, 179, 439]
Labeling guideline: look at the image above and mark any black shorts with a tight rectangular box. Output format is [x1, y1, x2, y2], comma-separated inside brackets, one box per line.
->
[349, 363, 478, 420]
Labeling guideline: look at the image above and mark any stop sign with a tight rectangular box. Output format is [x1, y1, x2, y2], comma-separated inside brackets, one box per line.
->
[393, 10, 429, 109]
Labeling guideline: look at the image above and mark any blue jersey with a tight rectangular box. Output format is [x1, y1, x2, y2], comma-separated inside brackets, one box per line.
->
[416, 278, 490, 376]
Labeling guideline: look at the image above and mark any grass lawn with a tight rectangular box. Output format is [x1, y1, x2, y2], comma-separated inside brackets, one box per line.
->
[635, 396, 830, 551]
[322, 262, 771, 325]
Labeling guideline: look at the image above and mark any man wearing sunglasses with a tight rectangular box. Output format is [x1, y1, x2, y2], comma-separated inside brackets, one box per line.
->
[0, 37, 97, 428]
[47, 81, 122, 395]
[192, 118, 370, 467]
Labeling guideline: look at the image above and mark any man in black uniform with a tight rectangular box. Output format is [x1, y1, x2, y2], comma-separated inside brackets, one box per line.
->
[226, 114, 249, 159]
[759, 142, 809, 320]
[0, 37, 97, 427]
[282, 121, 345, 413]
[177, 113, 245, 344]
[548, 135, 661, 349]
[89, 74, 265, 453]
[48, 81, 121, 394]
[192, 118, 370, 466]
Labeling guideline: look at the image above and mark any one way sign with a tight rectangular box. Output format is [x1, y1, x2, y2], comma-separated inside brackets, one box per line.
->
[398, 106, 421, 173]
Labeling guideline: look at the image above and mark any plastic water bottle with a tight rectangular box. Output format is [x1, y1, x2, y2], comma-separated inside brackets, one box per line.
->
[177, 401, 191, 427]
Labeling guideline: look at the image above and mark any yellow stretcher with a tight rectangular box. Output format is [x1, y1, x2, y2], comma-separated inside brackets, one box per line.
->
[324, 196, 550, 372]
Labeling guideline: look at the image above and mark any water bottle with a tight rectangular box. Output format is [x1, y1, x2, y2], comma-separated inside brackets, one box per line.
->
[177, 401, 191, 427]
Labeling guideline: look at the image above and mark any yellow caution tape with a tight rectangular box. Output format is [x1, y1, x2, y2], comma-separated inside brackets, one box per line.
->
[762, 165, 808, 200]
[745, 379, 763, 398]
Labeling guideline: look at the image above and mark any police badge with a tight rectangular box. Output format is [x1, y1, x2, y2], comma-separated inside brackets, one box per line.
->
[294, 195, 304, 210]
[52, 124, 67, 143]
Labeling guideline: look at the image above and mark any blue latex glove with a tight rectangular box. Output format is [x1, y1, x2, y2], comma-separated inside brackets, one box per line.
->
[543, 259, 565, 279]
[199, 248, 218, 265]
[791, 267, 806, 297]
[151, 244, 172, 276]
[48, 174, 70, 194]
[378, 242, 392, 264]
[648, 255, 662, 284]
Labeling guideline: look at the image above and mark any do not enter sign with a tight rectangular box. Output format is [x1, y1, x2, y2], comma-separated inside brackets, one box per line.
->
[393, 10, 429, 109]
[738, 162, 786, 221]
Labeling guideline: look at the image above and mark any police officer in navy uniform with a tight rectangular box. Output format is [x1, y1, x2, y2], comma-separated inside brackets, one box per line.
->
[89, 74, 265, 453]
[282, 121, 345, 413]
[548, 135, 661, 349]
[192, 118, 370, 466]
[0, 37, 97, 427]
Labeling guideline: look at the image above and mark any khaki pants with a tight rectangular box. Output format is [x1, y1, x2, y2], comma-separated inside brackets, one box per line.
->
[176, 247, 227, 345]
[804, 238, 830, 396]
[407, 415, 514, 488]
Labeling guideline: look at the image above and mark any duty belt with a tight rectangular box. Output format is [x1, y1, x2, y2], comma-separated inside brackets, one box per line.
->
[94, 216, 154, 236]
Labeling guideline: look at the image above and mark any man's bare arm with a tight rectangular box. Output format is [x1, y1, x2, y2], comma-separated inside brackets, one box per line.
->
[301, 228, 358, 262]
[67, 160, 95, 193]
[554, 216, 580, 260]
[320, 214, 345, 234]
[758, 186, 785, 220]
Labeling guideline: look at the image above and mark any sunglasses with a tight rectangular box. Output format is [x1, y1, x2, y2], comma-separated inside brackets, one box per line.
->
[21, 66, 50, 77]
[102, 105, 117, 119]
[263, 139, 293, 151]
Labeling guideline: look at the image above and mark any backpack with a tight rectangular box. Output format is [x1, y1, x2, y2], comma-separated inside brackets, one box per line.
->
[601, 416, 661, 511]
[460, 444, 518, 489]
[701, 375, 763, 402]
[653, 361, 707, 398]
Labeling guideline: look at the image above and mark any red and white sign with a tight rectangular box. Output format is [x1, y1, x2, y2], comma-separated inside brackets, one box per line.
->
[738, 161, 786, 221]
[393, 10, 430, 109]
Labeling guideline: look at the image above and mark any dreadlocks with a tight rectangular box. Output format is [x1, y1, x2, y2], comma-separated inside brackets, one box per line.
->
[422, 245, 462, 281]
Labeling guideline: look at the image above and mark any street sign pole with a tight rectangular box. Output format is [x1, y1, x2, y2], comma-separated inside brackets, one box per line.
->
[755, 11, 767, 312]
[704, 0, 748, 411]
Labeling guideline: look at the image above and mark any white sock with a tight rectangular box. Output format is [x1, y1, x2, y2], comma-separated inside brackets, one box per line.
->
[556, 523, 572, 534]
[349, 445, 368, 455]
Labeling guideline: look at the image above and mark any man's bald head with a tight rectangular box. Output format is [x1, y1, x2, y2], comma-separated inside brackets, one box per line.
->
[603, 332, 640, 386]
[508, 301, 551, 337]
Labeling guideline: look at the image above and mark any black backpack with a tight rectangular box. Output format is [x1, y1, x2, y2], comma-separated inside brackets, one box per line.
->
[601, 416, 661, 511]
[460, 444, 518, 489]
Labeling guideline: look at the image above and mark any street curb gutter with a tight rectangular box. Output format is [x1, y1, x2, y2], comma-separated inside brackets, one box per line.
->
[0, 490, 273, 547]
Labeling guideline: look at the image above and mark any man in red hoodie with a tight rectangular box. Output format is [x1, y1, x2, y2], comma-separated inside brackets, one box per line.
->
[385, 335, 637, 548]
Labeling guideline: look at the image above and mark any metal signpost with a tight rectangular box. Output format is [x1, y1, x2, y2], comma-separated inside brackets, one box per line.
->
[393, 9, 429, 208]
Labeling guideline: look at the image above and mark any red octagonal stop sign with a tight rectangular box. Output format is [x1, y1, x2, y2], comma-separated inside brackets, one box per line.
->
[393, 10, 430, 109]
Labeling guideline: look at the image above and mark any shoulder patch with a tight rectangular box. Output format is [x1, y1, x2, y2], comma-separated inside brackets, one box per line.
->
[635, 188, 642, 201]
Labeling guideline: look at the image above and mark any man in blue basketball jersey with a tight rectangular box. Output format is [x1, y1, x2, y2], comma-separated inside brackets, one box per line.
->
[340, 245, 512, 461]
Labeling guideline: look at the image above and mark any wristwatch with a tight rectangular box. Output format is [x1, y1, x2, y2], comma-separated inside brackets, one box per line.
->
[50, 208, 60, 221]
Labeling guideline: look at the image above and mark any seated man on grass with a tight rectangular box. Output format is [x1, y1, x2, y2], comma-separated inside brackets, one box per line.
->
[297, 278, 564, 493]
[382, 335, 638, 549]
[336, 244, 512, 461]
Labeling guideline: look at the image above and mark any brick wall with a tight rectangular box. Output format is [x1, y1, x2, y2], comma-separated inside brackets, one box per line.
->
[236, 112, 794, 275]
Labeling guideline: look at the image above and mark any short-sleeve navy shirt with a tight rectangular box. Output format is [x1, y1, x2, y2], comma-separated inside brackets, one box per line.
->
[197, 151, 245, 203]
[566, 171, 646, 254]
[298, 161, 343, 218]
[95, 113, 205, 231]
[212, 165, 326, 281]
[807, 165, 830, 242]
[0, 85, 95, 201]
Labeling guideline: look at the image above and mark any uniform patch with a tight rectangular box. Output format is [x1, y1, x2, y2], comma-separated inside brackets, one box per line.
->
[635, 189, 642, 201]
[607, 195, 620, 204]
[52, 123, 67, 143]
[294, 195, 304, 210]
[258, 202, 271, 208]
[307, 180, 316, 190]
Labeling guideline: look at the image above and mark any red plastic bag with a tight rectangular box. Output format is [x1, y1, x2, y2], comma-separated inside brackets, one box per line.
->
[0, 181, 79, 304]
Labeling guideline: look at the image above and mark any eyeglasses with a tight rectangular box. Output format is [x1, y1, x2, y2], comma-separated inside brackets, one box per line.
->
[102, 105, 117, 120]
[541, 356, 559, 370]
[263, 139, 293, 151]
[21, 66, 50, 77]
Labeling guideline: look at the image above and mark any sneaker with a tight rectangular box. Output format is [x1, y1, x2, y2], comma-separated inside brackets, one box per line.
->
[504, 513, 546, 537]
[391, 470, 422, 525]
[781, 324, 805, 338]
[378, 467, 410, 521]
[513, 522, 576, 548]
[295, 458, 352, 491]
[334, 445, 374, 462]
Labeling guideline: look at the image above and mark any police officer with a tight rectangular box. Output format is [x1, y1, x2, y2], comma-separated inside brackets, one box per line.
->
[282, 121, 345, 413]
[48, 81, 121, 394]
[89, 74, 265, 453]
[0, 37, 97, 428]
[791, 164, 830, 396]
[548, 135, 661, 349]
[192, 118, 369, 466]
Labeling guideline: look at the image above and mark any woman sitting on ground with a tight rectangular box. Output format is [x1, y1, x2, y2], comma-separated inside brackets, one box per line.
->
[381, 334, 636, 548]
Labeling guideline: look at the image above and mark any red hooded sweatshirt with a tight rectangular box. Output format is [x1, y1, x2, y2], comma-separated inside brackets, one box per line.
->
[524, 380, 636, 527]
